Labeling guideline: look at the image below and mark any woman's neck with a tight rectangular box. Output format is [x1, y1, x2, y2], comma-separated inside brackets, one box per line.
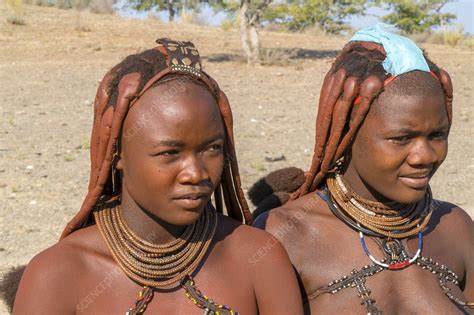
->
[119, 188, 186, 245]
[341, 165, 392, 204]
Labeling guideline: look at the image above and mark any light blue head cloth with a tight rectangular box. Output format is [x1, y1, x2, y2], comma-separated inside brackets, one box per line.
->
[350, 23, 430, 77]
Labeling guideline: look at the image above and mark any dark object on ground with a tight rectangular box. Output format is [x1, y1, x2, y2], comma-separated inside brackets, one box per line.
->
[248, 167, 305, 218]
[264, 154, 286, 162]
[0, 265, 26, 313]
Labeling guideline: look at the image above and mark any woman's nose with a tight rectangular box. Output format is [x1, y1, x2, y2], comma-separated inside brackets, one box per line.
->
[406, 139, 440, 167]
[178, 156, 210, 185]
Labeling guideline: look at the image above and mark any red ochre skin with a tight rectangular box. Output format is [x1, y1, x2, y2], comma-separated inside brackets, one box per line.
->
[13, 83, 303, 315]
[256, 78, 474, 314]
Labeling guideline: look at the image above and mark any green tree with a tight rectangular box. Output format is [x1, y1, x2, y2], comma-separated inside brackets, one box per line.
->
[130, 0, 208, 21]
[263, 0, 368, 34]
[381, 0, 456, 34]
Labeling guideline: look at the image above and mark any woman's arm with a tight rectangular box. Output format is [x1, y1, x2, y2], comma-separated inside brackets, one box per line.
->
[460, 209, 474, 302]
[250, 233, 304, 315]
[13, 244, 77, 314]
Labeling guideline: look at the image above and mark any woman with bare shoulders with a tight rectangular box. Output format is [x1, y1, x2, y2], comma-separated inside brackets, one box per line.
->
[255, 25, 473, 314]
[12, 39, 303, 314]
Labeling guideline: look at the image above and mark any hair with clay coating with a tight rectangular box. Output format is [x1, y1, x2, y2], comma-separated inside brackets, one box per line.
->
[291, 41, 453, 199]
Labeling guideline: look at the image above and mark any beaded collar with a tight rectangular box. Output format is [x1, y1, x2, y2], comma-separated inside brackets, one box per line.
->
[127, 276, 238, 315]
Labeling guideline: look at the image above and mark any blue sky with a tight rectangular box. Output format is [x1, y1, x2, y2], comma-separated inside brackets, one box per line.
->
[118, 0, 474, 34]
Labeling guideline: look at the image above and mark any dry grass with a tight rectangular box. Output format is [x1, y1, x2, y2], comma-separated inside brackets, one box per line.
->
[5, 0, 26, 25]
[463, 37, 474, 50]
[444, 30, 464, 47]
[409, 26, 468, 48]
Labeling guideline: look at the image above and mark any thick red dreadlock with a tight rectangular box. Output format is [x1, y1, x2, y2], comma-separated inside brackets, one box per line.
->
[291, 41, 453, 199]
[60, 38, 252, 239]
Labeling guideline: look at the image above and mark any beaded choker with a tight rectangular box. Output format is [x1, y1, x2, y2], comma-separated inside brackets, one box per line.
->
[326, 172, 432, 239]
[94, 203, 238, 314]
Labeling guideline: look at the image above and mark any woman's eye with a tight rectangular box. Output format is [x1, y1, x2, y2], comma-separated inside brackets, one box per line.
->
[390, 135, 410, 143]
[156, 150, 179, 156]
[429, 131, 448, 140]
[210, 144, 223, 151]
[206, 144, 223, 152]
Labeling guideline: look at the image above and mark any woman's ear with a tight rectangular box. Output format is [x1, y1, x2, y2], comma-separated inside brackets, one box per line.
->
[116, 157, 123, 171]
[114, 152, 123, 171]
[340, 149, 351, 172]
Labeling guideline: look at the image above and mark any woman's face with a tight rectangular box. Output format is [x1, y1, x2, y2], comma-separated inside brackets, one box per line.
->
[117, 80, 225, 225]
[344, 75, 449, 204]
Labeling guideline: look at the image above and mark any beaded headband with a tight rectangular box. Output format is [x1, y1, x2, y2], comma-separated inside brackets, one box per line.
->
[157, 38, 202, 77]
[129, 38, 208, 109]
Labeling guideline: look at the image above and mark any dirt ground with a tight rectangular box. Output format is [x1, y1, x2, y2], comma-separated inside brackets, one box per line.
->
[0, 4, 473, 313]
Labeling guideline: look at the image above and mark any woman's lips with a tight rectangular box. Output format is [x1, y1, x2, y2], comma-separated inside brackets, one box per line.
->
[399, 175, 430, 189]
[173, 194, 209, 209]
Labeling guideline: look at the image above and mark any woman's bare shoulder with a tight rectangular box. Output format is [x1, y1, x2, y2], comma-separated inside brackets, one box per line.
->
[13, 225, 109, 313]
[430, 200, 473, 235]
[214, 213, 302, 313]
[254, 192, 329, 236]
[216, 214, 280, 249]
[23, 226, 103, 277]
[214, 214, 292, 268]
[428, 200, 473, 261]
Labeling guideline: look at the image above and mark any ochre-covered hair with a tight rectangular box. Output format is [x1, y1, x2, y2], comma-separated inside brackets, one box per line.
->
[291, 41, 453, 199]
[60, 38, 252, 239]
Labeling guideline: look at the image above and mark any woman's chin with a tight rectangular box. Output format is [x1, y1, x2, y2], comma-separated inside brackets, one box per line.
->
[167, 207, 207, 226]
[392, 187, 428, 205]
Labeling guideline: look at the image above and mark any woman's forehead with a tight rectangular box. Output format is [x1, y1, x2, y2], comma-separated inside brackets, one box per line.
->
[122, 83, 222, 144]
[131, 81, 215, 115]
[381, 71, 442, 99]
[367, 90, 448, 132]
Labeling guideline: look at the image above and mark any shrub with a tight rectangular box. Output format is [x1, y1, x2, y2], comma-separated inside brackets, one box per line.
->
[221, 18, 234, 32]
[444, 30, 463, 47]
[463, 37, 474, 50]
[6, 0, 26, 25]
[7, 16, 26, 25]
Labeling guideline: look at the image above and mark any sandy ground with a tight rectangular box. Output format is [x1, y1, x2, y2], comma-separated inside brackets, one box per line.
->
[0, 4, 473, 313]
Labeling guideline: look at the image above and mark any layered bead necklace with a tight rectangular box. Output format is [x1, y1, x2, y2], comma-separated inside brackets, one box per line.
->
[326, 172, 432, 269]
[327, 172, 432, 239]
[94, 203, 238, 315]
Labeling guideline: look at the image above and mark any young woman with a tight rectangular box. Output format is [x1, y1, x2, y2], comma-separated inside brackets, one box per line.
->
[13, 39, 303, 314]
[255, 25, 474, 314]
